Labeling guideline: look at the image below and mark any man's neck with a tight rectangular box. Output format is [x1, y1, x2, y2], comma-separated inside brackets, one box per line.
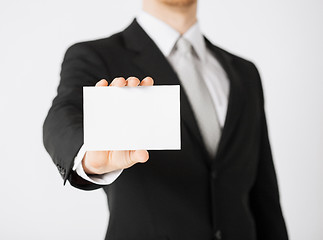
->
[142, 0, 197, 34]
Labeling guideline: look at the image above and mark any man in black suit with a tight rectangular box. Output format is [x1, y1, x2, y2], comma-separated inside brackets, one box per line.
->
[43, 0, 288, 239]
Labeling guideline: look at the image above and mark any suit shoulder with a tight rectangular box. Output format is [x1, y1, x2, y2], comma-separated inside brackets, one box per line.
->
[213, 44, 258, 72]
[65, 31, 125, 56]
[208, 41, 263, 95]
[213, 44, 262, 88]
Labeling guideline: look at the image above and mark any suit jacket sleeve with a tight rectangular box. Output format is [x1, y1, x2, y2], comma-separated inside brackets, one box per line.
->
[249, 65, 289, 239]
[43, 42, 108, 190]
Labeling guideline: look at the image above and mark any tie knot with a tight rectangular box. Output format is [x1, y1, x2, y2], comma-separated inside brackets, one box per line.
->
[175, 37, 192, 54]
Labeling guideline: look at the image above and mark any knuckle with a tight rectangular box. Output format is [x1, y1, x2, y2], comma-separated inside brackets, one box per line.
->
[127, 76, 138, 81]
[127, 150, 137, 166]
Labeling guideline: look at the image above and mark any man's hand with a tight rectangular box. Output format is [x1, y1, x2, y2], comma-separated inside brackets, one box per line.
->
[82, 76, 154, 175]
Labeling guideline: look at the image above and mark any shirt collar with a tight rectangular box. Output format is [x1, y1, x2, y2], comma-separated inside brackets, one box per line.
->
[137, 11, 207, 62]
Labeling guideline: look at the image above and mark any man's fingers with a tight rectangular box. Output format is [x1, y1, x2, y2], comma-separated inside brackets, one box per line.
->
[106, 76, 153, 87]
[110, 77, 126, 87]
[83, 149, 149, 175]
[130, 150, 149, 163]
[95, 79, 108, 87]
[121, 150, 149, 168]
[140, 76, 154, 86]
[108, 150, 149, 171]
[126, 77, 140, 87]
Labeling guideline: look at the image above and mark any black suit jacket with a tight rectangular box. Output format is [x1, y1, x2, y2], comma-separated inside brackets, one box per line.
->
[43, 20, 288, 240]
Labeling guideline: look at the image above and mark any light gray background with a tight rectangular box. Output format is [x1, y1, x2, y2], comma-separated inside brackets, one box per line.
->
[0, 0, 322, 239]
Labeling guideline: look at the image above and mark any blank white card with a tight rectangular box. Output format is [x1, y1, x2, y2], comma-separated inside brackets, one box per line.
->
[83, 85, 181, 151]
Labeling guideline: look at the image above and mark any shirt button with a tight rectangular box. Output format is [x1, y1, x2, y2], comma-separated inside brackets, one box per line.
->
[214, 230, 222, 240]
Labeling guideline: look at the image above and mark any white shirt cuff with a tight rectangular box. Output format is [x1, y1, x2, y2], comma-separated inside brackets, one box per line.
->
[72, 145, 123, 185]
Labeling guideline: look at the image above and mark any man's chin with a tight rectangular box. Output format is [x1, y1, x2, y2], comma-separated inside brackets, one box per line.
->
[159, 0, 197, 7]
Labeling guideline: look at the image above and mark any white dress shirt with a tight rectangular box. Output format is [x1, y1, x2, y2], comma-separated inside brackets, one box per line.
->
[73, 11, 230, 185]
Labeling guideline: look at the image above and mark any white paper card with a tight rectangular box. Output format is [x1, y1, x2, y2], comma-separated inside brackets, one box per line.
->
[83, 85, 181, 151]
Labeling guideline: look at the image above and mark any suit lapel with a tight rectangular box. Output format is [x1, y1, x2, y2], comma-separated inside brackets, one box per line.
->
[122, 20, 206, 152]
[205, 39, 246, 168]
[122, 20, 246, 169]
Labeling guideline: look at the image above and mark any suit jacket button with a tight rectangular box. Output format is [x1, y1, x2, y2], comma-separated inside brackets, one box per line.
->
[59, 168, 65, 177]
[211, 170, 217, 179]
[214, 230, 222, 240]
